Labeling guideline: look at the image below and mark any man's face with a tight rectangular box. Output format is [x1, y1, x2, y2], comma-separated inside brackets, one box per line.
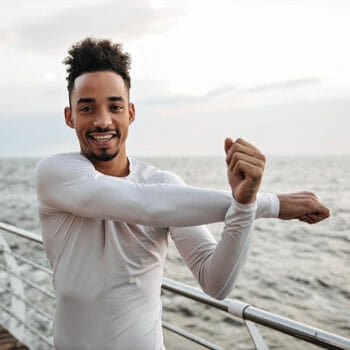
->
[64, 71, 135, 163]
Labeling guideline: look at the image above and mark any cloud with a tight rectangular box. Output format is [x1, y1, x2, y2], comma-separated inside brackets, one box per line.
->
[0, 81, 67, 116]
[247, 77, 324, 93]
[129, 96, 350, 157]
[204, 85, 237, 99]
[1, 0, 186, 54]
[135, 77, 323, 110]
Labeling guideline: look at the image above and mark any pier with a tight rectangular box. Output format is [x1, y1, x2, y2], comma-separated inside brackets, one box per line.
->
[0, 326, 29, 350]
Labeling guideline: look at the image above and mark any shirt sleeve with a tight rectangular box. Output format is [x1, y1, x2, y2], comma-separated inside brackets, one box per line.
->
[256, 192, 280, 218]
[36, 153, 234, 227]
[164, 171, 279, 300]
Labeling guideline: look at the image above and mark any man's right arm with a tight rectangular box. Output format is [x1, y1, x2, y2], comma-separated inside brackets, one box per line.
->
[36, 153, 233, 227]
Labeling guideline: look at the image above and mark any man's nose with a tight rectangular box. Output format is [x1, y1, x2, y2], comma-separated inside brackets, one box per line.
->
[93, 111, 112, 128]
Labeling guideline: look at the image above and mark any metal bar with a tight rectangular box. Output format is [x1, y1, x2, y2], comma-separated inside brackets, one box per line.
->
[0, 263, 55, 300]
[244, 320, 269, 350]
[2, 222, 350, 350]
[162, 278, 265, 349]
[162, 278, 350, 350]
[0, 222, 42, 244]
[0, 302, 54, 347]
[2, 286, 54, 322]
[243, 307, 350, 350]
[2, 250, 52, 275]
[162, 277, 229, 312]
[162, 321, 224, 350]
[0, 233, 26, 340]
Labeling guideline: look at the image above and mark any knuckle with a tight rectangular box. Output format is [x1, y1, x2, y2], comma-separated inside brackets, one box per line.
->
[256, 168, 264, 179]
[232, 143, 240, 152]
[304, 191, 316, 197]
[236, 159, 243, 167]
[232, 152, 240, 163]
[257, 159, 265, 168]
[306, 198, 315, 208]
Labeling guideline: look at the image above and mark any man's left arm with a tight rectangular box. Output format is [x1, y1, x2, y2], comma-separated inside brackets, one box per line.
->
[166, 139, 330, 299]
[169, 191, 329, 300]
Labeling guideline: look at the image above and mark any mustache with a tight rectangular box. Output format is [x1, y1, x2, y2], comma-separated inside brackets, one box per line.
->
[87, 127, 120, 136]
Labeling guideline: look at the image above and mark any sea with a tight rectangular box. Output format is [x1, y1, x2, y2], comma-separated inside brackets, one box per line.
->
[0, 155, 349, 350]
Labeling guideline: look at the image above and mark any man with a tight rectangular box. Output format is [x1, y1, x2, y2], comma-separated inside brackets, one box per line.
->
[35, 38, 329, 350]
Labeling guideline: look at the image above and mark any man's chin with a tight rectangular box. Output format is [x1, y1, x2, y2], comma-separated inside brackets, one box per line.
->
[91, 150, 119, 162]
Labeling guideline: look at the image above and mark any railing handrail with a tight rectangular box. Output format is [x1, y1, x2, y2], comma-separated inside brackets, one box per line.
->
[1, 221, 350, 350]
[0, 222, 42, 243]
[162, 278, 350, 350]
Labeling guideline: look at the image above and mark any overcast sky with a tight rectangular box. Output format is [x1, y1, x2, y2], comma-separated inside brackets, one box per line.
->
[1, 0, 350, 157]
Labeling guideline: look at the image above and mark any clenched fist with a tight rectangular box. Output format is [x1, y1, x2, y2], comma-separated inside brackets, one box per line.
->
[278, 192, 330, 224]
[225, 137, 265, 204]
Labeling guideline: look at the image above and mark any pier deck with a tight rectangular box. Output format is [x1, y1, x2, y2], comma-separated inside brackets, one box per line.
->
[0, 326, 29, 350]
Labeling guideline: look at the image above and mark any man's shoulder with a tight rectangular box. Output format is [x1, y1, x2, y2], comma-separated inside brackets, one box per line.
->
[130, 158, 185, 185]
[39, 152, 85, 163]
[36, 152, 91, 182]
[37, 152, 88, 169]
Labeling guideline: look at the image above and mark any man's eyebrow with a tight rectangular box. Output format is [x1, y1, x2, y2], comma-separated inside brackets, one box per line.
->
[76, 96, 125, 104]
[108, 96, 125, 102]
[77, 97, 95, 104]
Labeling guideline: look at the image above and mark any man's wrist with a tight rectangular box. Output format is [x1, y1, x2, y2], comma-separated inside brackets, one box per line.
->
[231, 196, 257, 211]
[256, 192, 280, 219]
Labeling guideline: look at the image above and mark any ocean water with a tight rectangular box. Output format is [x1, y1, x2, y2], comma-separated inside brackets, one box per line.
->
[0, 155, 349, 349]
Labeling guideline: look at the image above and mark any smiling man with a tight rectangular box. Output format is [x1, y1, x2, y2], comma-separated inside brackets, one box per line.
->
[64, 71, 134, 175]
[35, 38, 330, 350]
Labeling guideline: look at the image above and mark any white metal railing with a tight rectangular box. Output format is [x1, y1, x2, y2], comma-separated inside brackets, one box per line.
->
[0, 222, 55, 349]
[1, 221, 350, 350]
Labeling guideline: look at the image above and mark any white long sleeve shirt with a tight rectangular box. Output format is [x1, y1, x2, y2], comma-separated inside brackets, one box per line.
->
[35, 153, 279, 350]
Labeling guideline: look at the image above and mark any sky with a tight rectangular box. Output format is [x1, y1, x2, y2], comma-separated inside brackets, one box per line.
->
[1, 0, 350, 157]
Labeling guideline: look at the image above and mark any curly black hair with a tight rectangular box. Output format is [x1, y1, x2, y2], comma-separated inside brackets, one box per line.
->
[63, 37, 131, 97]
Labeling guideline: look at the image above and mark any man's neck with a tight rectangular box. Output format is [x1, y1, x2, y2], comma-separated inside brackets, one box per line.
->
[92, 153, 130, 177]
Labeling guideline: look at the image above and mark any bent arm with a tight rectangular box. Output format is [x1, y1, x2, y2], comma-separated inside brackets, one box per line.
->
[36, 154, 233, 227]
[165, 172, 279, 299]
[171, 200, 257, 299]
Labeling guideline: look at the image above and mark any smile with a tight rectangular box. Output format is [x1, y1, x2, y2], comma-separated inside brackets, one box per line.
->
[91, 134, 114, 141]
[87, 131, 119, 144]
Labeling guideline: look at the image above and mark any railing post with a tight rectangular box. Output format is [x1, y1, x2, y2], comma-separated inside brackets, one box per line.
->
[226, 299, 269, 350]
[0, 233, 26, 343]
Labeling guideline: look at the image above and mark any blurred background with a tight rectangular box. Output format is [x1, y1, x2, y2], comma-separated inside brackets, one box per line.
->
[0, 0, 349, 158]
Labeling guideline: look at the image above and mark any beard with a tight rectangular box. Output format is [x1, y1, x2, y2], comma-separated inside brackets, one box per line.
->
[90, 148, 119, 162]
[81, 127, 121, 162]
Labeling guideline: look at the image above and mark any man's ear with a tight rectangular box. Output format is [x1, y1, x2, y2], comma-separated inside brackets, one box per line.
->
[128, 103, 135, 125]
[64, 107, 74, 128]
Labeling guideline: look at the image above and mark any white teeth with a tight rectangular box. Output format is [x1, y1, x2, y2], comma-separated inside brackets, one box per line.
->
[93, 135, 113, 141]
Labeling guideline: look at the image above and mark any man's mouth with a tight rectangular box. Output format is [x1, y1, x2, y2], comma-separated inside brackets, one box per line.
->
[91, 134, 114, 142]
[87, 131, 119, 144]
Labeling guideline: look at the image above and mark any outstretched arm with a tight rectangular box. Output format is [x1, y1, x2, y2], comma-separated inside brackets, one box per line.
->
[172, 138, 330, 299]
[36, 153, 233, 227]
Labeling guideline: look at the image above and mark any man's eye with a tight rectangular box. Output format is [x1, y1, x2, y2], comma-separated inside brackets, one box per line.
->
[79, 106, 92, 113]
[111, 105, 123, 112]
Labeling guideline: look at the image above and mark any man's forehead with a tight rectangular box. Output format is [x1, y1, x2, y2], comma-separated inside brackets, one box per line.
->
[71, 71, 128, 101]
[74, 71, 125, 88]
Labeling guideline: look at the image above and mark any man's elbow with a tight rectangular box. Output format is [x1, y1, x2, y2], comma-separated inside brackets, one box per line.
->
[202, 282, 235, 301]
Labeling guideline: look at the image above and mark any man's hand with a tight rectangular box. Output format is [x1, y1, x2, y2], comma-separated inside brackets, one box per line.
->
[278, 192, 330, 224]
[225, 137, 265, 204]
